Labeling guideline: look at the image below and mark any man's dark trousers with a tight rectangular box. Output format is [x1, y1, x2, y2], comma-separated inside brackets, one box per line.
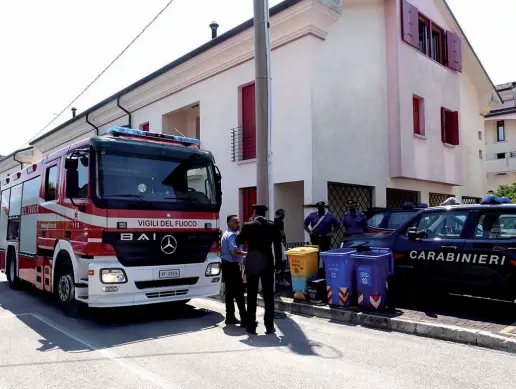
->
[310, 234, 331, 252]
[222, 260, 246, 320]
[246, 271, 274, 331]
[310, 234, 331, 277]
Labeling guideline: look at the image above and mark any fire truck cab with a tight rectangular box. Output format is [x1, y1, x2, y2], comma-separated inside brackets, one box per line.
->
[0, 127, 223, 316]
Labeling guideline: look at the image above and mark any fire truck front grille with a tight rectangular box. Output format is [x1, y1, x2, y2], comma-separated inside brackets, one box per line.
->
[135, 277, 198, 290]
[145, 289, 189, 299]
[102, 231, 217, 267]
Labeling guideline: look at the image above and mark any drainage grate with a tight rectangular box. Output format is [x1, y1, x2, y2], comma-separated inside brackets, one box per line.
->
[274, 312, 287, 319]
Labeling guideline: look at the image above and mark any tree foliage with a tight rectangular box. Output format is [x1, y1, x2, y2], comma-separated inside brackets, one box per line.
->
[493, 183, 516, 202]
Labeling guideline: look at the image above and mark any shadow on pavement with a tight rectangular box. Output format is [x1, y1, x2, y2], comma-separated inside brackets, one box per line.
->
[0, 280, 224, 354]
[239, 312, 342, 359]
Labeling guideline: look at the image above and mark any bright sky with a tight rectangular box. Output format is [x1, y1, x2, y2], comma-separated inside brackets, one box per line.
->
[0, 0, 514, 156]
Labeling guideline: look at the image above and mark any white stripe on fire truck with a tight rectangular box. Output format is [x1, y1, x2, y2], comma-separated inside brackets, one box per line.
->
[39, 203, 216, 229]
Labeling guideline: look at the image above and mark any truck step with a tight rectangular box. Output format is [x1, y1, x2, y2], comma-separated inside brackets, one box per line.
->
[75, 295, 88, 303]
[79, 278, 89, 285]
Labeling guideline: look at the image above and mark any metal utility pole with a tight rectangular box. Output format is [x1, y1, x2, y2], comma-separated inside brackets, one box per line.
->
[254, 0, 272, 209]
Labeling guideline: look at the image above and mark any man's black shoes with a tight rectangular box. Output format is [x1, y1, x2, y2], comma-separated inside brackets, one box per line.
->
[225, 317, 241, 325]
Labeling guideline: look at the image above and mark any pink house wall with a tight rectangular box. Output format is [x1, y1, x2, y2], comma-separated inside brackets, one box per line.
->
[385, 0, 462, 185]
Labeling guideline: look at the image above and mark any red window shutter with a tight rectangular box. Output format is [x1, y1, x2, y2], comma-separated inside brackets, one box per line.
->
[446, 111, 459, 145]
[401, 0, 419, 48]
[242, 187, 257, 223]
[446, 31, 462, 72]
[441, 107, 447, 143]
[241, 83, 256, 160]
[413, 97, 420, 134]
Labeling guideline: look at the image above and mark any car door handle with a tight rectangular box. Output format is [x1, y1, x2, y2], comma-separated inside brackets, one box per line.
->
[440, 245, 457, 250]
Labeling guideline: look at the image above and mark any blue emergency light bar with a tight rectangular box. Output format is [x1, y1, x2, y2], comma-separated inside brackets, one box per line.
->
[106, 126, 201, 146]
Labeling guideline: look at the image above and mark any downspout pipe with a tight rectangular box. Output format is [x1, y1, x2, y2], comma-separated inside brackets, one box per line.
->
[117, 95, 132, 128]
[13, 152, 23, 171]
[86, 112, 99, 136]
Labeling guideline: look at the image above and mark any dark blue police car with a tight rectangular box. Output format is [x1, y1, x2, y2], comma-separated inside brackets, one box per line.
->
[341, 201, 516, 302]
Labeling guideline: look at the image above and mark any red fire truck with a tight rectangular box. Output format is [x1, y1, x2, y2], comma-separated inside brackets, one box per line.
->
[0, 127, 223, 316]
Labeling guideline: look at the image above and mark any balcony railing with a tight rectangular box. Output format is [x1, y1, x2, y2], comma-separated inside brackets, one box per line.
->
[230, 126, 256, 162]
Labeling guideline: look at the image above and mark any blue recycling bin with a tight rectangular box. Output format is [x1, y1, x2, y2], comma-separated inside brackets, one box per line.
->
[352, 250, 393, 310]
[320, 248, 356, 306]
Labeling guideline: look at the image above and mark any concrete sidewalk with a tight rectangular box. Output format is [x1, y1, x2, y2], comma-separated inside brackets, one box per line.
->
[211, 289, 516, 354]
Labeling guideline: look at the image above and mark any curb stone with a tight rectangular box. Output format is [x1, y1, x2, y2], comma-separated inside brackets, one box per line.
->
[208, 294, 516, 353]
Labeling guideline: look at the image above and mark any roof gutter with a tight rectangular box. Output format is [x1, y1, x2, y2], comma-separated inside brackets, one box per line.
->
[443, 0, 503, 104]
[117, 95, 132, 128]
[0, 146, 33, 165]
[86, 112, 99, 136]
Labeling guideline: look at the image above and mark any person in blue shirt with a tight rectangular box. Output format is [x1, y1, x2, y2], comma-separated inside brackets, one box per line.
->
[342, 200, 368, 236]
[304, 201, 340, 252]
[221, 215, 247, 326]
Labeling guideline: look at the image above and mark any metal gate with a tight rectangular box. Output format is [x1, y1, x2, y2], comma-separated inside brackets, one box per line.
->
[429, 193, 453, 207]
[327, 183, 373, 248]
[462, 196, 481, 204]
[386, 188, 419, 208]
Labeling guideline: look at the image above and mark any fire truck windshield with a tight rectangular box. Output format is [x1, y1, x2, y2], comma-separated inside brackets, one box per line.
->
[96, 142, 217, 211]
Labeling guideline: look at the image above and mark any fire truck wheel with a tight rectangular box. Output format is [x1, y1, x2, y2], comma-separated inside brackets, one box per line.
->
[6, 251, 21, 290]
[55, 260, 82, 318]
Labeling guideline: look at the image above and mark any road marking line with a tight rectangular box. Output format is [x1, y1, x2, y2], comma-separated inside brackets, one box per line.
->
[30, 313, 181, 389]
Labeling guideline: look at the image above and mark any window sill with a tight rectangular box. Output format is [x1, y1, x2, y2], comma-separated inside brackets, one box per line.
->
[413, 133, 427, 140]
[416, 50, 448, 70]
[237, 158, 256, 165]
[443, 143, 457, 148]
[494, 140, 507, 143]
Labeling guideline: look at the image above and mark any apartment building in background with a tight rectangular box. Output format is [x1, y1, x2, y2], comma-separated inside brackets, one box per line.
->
[485, 81, 516, 191]
[0, 0, 502, 245]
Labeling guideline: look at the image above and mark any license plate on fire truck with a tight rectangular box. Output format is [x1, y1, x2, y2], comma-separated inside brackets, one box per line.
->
[159, 269, 180, 279]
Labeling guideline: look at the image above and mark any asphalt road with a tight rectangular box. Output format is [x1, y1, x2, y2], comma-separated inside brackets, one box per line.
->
[0, 276, 515, 389]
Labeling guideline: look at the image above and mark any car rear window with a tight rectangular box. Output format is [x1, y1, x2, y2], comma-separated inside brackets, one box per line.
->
[367, 212, 386, 227]
[387, 212, 415, 229]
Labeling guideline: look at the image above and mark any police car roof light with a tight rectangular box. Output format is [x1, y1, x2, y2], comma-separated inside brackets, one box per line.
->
[500, 197, 512, 204]
[481, 195, 503, 205]
[106, 126, 201, 146]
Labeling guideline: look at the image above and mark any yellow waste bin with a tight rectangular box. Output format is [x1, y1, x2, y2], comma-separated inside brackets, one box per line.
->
[285, 246, 319, 300]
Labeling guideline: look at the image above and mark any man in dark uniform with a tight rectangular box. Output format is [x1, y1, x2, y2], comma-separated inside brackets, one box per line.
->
[236, 204, 282, 335]
[342, 200, 368, 235]
[303, 201, 340, 252]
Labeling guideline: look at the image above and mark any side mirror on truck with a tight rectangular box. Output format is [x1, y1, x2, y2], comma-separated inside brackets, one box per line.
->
[64, 157, 78, 171]
[214, 165, 222, 206]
